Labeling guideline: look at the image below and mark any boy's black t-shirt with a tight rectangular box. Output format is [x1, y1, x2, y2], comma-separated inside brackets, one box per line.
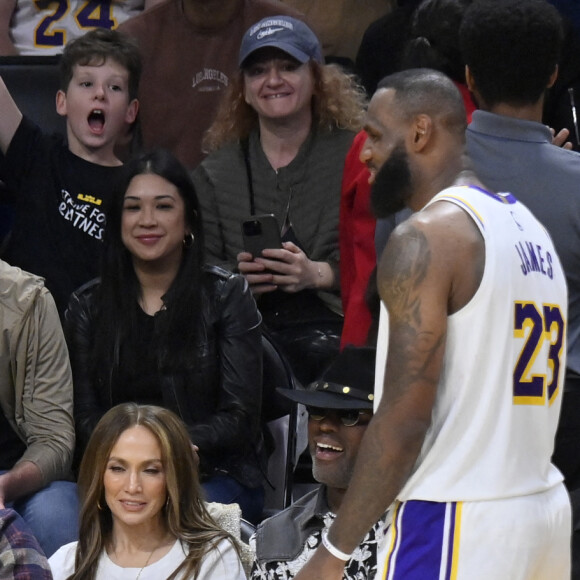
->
[0, 117, 127, 315]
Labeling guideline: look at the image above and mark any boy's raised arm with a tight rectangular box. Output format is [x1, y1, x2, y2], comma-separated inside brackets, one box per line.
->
[0, 0, 17, 56]
[0, 75, 22, 155]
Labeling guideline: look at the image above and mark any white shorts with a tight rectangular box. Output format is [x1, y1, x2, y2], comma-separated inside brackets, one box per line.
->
[376, 484, 571, 580]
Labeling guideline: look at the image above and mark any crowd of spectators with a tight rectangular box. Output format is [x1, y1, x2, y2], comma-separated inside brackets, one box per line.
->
[0, 0, 579, 578]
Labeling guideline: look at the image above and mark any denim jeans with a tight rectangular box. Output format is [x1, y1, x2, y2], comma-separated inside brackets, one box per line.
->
[202, 474, 264, 524]
[5, 477, 79, 557]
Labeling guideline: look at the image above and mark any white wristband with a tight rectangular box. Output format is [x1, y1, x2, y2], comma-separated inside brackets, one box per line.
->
[321, 530, 351, 562]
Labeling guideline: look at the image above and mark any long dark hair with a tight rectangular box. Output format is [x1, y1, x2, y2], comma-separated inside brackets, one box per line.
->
[93, 149, 205, 374]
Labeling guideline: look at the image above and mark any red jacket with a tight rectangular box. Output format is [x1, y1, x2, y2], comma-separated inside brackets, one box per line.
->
[339, 84, 476, 347]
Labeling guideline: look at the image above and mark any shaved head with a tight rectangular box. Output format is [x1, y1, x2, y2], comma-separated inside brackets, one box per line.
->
[377, 68, 467, 137]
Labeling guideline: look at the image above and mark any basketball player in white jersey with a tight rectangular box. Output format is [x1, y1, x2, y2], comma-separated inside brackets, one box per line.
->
[295, 68, 571, 580]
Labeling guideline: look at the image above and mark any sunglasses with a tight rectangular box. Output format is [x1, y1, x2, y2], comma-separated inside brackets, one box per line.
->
[306, 406, 372, 427]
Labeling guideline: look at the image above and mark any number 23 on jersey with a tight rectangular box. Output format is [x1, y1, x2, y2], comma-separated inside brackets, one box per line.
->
[513, 301, 565, 406]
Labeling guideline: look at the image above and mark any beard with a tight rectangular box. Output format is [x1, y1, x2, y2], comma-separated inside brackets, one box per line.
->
[371, 143, 413, 218]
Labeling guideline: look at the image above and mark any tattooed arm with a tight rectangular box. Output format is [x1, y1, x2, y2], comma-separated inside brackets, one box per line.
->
[294, 201, 484, 580]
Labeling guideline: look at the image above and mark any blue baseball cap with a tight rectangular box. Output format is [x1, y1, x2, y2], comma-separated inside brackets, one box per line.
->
[239, 16, 324, 67]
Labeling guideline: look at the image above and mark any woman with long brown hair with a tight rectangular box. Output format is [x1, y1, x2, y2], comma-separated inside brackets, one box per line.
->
[49, 403, 245, 579]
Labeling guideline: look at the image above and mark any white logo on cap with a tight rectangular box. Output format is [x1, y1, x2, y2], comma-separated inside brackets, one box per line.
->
[249, 19, 294, 37]
[257, 27, 285, 39]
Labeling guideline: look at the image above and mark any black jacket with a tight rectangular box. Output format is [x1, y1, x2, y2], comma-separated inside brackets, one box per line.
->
[64, 265, 264, 487]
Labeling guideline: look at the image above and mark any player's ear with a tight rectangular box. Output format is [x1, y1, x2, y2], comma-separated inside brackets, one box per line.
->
[409, 114, 431, 152]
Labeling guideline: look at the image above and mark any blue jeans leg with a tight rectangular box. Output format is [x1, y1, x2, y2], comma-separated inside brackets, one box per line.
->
[11, 480, 79, 557]
[202, 474, 264, 524]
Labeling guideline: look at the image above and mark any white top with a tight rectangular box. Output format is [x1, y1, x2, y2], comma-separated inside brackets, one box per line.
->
[375, 185, 567, 502]
[11, 0, 145, 55]
[49, 538, 246, 580]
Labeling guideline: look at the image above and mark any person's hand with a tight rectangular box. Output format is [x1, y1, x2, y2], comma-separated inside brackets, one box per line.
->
[255, 241, 319, 293]
[294, 545, 346, 580]
[550, 127, 574, 150]
[237, 251, 277, 295]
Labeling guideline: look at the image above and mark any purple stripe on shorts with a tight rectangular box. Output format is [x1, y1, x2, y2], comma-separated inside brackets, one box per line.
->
[388, 500, 447, 580]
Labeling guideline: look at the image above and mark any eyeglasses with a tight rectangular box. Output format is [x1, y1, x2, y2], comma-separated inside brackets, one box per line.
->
[306, 406, 372, 427]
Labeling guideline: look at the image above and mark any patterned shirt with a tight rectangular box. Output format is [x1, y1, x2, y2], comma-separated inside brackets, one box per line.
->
[0, 508, 52, 579]
[250, 487, 386, 580]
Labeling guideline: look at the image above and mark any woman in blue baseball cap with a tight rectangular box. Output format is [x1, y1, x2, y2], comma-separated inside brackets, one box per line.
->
[193, 16, 366, 385]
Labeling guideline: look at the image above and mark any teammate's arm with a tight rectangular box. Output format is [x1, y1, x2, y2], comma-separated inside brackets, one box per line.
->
[294, 203, 484, 580]
[0, 0, 17, 56]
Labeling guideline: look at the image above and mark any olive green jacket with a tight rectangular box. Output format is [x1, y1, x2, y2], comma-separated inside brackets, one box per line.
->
[0, 260, 74, 483]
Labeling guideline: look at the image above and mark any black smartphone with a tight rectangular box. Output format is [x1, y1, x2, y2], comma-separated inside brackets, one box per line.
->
[241, 214, 282, 257]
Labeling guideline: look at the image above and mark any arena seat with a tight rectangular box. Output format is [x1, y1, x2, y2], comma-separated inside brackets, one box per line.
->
[261, 331, 302, 513]
[0, 55, 65, 135]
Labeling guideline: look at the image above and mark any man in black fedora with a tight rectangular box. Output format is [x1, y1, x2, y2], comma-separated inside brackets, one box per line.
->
[249, 346, 387, 580]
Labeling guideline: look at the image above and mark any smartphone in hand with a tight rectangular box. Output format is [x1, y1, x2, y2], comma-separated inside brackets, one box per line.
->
[241, 214, 282, 257]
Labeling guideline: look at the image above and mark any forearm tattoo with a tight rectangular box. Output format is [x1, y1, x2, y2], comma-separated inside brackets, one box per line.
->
[379, 226, 446, 395]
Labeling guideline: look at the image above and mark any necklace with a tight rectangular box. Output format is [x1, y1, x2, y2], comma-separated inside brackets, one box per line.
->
[110, 534, 174, 580]
[134, 545, 158, 580]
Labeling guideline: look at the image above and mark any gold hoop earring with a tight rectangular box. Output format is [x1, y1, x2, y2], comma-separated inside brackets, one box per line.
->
[97, 500, 103, 511]
[183, 233, 194, 248]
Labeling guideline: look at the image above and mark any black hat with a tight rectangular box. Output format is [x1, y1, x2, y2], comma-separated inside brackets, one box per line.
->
[277, 346, 376, 410]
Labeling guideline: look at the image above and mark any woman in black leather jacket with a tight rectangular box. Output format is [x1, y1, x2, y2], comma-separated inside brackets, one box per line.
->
[64, 149, 264, 522]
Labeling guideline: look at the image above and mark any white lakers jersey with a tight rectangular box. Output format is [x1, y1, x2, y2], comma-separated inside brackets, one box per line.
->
[11, 0, 144, 55]
[376, 185, 568, 502]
